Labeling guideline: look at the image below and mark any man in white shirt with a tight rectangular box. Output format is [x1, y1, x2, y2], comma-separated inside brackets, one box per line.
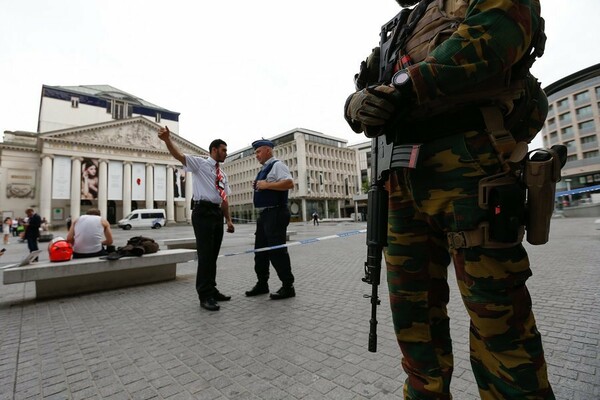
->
[67, 209, 113, 258]
[158, 126, 234, 312]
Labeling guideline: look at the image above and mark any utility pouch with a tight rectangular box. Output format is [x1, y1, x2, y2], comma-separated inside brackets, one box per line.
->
[479, 174, 526, 243]
[523, 147, 563, 245]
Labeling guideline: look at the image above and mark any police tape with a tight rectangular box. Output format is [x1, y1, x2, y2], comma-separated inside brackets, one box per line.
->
[217, 228, 367, 258]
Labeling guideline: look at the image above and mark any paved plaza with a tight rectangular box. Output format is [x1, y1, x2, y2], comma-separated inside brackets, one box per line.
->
[1, 217, 599, 399]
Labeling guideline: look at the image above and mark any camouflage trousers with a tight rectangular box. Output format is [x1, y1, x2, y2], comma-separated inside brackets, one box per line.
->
[384, 131, 554, 399]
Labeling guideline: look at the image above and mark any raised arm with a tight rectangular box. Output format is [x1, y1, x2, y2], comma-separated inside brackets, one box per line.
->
[158, 126, 187, 166]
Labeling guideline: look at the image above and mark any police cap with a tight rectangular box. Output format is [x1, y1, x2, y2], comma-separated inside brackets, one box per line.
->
[252, 139, 274, 150]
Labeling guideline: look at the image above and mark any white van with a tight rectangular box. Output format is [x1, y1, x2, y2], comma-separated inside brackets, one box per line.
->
[117, 209, 166, 230]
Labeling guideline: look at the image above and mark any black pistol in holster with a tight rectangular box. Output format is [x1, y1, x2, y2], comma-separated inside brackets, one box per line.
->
[360, 8, 412, 353]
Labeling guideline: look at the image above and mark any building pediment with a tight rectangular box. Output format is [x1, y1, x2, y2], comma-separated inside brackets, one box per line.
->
[40, 117, 205, 155]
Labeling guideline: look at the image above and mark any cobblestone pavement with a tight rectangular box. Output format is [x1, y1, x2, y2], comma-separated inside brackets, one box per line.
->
[1, 217, 599, 399]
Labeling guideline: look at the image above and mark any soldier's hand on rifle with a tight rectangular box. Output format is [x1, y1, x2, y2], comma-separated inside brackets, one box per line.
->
[344, 85, 397, 137]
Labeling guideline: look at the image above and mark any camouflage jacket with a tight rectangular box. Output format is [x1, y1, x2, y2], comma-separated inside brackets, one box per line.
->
[406, 0, 542, 110]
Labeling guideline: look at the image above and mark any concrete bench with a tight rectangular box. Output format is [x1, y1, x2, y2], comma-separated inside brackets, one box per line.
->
[2, 249, 197, 299]
[163, 231, 297, 250]
[162, 238, 197, 250]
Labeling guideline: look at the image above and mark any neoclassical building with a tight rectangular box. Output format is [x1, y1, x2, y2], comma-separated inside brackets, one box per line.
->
[0, 85, 206, 226]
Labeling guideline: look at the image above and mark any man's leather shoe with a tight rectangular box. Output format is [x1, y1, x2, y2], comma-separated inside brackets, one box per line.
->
[270, 286, 295, 300]
[245, 283, 269, 297]
[214, 292, 231, 301]
[200, 298, 220, 311]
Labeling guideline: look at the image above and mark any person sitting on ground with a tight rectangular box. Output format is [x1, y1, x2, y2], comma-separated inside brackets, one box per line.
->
[67, 209, 113, 258]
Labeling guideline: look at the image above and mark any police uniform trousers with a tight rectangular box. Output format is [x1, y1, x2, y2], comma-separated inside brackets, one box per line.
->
[384, 130, 554, 399]
[254, 206, 294, 287]
[192, 200, 224, 300]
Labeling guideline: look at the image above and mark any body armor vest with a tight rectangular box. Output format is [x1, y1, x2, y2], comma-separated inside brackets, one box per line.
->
[401, 0, 546, 143]
[253, 160, 289, 208]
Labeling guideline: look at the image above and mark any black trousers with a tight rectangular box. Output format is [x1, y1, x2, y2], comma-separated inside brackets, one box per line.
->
[192, 202, 224, 300]
[254, 207, 294, 287]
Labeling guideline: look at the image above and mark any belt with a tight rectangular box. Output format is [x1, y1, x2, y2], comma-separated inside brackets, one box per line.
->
[257, 205, 283, 212]
[193, 200, 220, 208]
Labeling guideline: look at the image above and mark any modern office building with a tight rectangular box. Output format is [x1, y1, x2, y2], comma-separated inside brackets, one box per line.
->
[541, 63, 600, 204]
[0, 85, 203, 227]
[225, 128, 360, 222]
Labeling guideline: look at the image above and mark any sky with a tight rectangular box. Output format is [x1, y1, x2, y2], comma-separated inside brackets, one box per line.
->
[1, 0, 599, 152]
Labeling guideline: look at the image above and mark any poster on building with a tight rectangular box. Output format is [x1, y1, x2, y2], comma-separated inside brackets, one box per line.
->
[108, 161, 123, 200]
[6, 169, 36, 199]
[132, 163, 146, 201]
[52, 156, 71, 199]
[174, 167, 186, 201]
[81, 158, 99, 200]
[154, 165, 166, 201]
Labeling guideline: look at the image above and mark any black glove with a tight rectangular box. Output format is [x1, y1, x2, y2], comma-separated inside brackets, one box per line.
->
[344, 85, 397, 137]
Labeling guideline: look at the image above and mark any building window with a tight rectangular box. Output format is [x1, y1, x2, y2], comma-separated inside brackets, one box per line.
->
[566, 155, 578, 163]
[561, 126, 573, 136]
[556, 98, 568, 109]
[581, 135, 597, 145]
[578, 120, 595, 133]
[155, 113, 161, 123]
[596, 86, 600, 98]
[549, 131, 558, 141]
[112, 100, 125, 119]
[565, 140, 576, 152]
[71, 97, 79, 108]
[576, 105, 592, 118]
[558, 112, 571, 124]
[573, 90, 590, 103]
[583, 150, 599, 159]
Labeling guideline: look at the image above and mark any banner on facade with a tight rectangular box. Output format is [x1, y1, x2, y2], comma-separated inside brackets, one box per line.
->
[6, 169, 36, 199]
[81, 158, 99, 200]
[52, 156, 71, 199]
[132, 163, 146, 201]
[108, 161, 123, 201]
[154, 165, 167, 201]
[174, 167, 186, 201]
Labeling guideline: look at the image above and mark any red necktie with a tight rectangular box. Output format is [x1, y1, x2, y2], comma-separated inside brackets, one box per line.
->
[215, 163, 227, 201]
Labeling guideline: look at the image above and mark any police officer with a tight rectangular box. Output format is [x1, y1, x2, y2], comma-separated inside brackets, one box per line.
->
[345, 0, 554, 398]
[158, 126, 234, 312]
[245, 139, 296, 300]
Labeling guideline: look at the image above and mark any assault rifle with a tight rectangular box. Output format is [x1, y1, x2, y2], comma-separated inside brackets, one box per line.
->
[356, 9, 410, 352]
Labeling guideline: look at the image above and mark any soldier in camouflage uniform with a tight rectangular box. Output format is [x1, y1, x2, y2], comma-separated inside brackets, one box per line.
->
[345, 0, 554, 398]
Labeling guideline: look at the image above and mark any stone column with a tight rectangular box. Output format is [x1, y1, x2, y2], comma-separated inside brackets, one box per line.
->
[123, 162, 132, 217]
[166, 165, 175, 224]
[98, 159, 108, 218]
[185, 171, 193, 223]
[145, 164, 154, 209]
[39, 155, 53, 223]
[301, 198, 307, 222]
[70, 157, 82, 218]
[324, 199, 329, 219]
